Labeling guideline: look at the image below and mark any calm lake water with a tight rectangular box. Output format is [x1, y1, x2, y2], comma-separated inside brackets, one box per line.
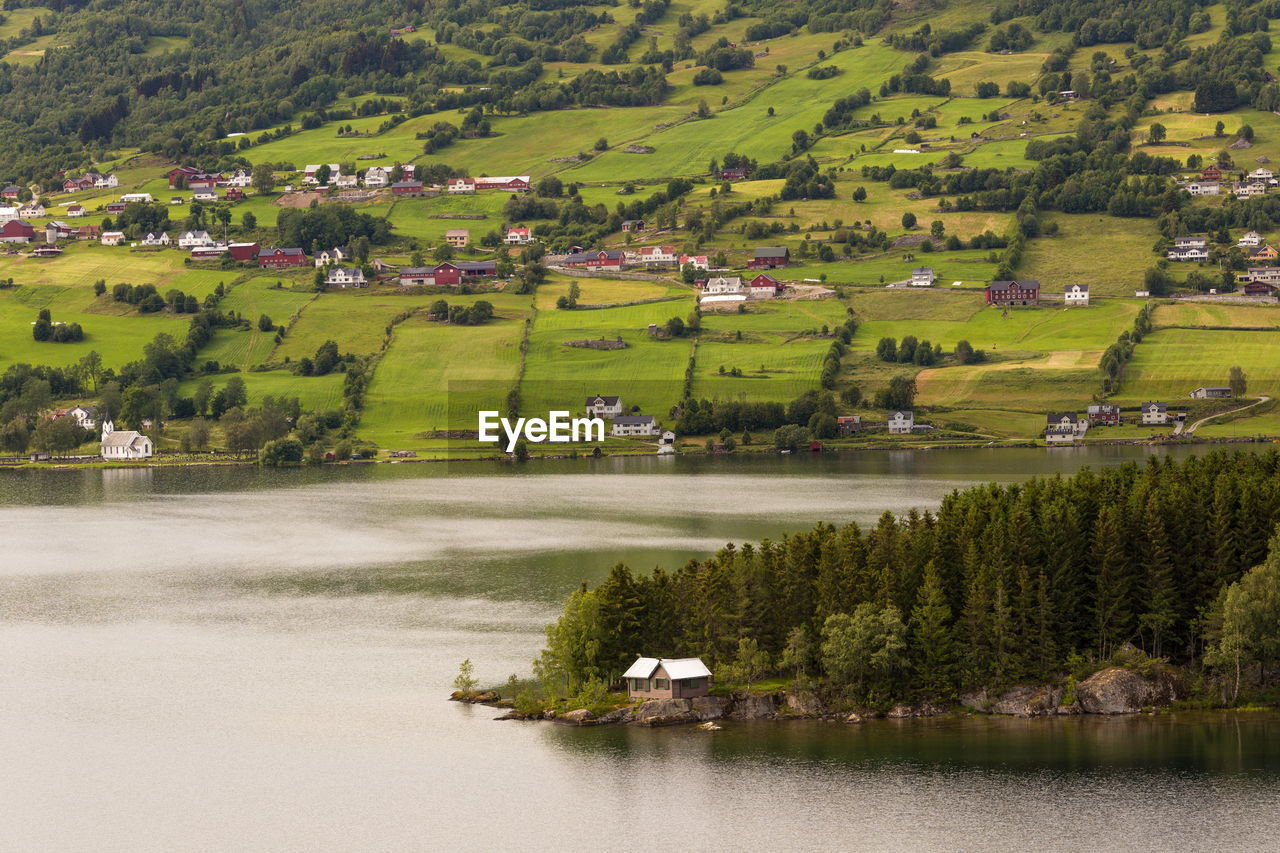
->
[3, 447, 1279, 851]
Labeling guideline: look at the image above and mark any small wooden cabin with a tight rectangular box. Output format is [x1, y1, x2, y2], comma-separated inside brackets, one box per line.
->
[623, 657, 712, 700]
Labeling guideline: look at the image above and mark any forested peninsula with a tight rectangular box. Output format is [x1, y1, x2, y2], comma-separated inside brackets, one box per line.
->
[500, 450, 1280, 722]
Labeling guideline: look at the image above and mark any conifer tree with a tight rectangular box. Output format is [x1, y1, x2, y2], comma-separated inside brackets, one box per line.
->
[1139, 500, 1177, 658]
[910, 561, 956, 700]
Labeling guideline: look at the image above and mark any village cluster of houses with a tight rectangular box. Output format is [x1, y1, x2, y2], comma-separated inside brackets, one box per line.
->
[1043, 389, 1234, 443]
[1165, 232, 1280, 297]
[584, 395, 674, 445]
[1180, 165, 1277, 200]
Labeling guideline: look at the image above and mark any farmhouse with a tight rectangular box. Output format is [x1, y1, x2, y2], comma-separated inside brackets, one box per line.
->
[1243, 281, 1277, 297]
[563, 249, 625, 271]
[226, 169, 253, 188]
[1141, 402, 1169, 425]
[1233, 182, 1265, 199]
[228, 242, 260, 262]
[0, 185, 19, 199]
[635, 245, 677, 266]
[505, 227, 532, 245]
[447, 177, 476, 194]
[1173, 236, 1207, 249]
[66, 406, 96, 430]
[1191, 386, 1233, 399]
[1184, 181, 1220, 196]
[1064, 283, 1090, 306]
[1086, 404, 1120, 425]
[334, 174, 358, 189]
[0, 206, 16, 223]
[190, 244, 227, 259]
[473, 175, 530, 192]
[141, 231, 170, 246]
[315, 246, 351, 267]
[66, 204, 86, 218]
[911, 267, 935, 287]
[1239, 231, 1264, 247]
[703, 276, 743, 295]
[225, 187, 245, 201]
[748, 273, 784, 298]
[120, 192, 152, 203]
[1044, 413, 1084, 444]
[838, 415, 863, 435]
[621, 219, 644, 232]
[720, 166, 750, 180]
[178, 230, 213, 248]
[100, 231, 125, 246]
[1246, 267, 1280, 284]
[326, 267, 367, 288]
[45, 221, 72, 242]
[680, 254, 709, 270]
[363, 167, 391, 188]
[258, 247, 308, 268]
[192, 188, 218, 202]
[611, 415, 658, 437]
[445, 228, 470, 248]
[887, 410, 914, 434]
[61, 175, 95, 192]
[105, 201, 126, 214]
[19, 202, 45, 218]
[585, 395, 623, 419]
[100, 420, 152, 460]
[748, 246, 790, 269]
[74, 225, 101, 240]
[623, 657, 712, 700]
[391, 180, 425, 197]
[398, 266, 438, 286]
[1249, 168, 1274, 183]
[985, 279, 1040, 305]
[1200, 165, 1222, 181]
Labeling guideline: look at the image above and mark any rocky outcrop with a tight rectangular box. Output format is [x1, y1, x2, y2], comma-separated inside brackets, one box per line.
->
[886, 704, 914, 718]
[727, 692, 779, 720]
[1076, 667, 1181, 714]
[783, 691, 825, 716]
[632, 698, 698, 726]
[960, 689, 990, 712]
[451, 690, 501, 704]
[989, 685, 1065, 717]
[555, 708, 597, 726]
[692, 696, 730, 721]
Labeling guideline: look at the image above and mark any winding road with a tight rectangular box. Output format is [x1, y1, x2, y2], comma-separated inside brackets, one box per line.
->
[1185, 396, 1272, 433]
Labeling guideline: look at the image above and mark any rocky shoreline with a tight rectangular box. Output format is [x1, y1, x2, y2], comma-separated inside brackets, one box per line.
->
[452, 666, 1187, 727]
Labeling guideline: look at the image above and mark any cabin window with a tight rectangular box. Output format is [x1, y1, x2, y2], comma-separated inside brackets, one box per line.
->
[655, 678, 668, 690]
[684, 678, 701, 690]
[631, 678, 644, 692]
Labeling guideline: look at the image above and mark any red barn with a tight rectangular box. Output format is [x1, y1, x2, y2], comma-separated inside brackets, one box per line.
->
[1200, 165, 1222, 181]
[0, 219, 35, 243]
[563, 250, 625, 270]
[228, 242, 260, 262]
[985, 280, 1041, 306]
[747, 246, 790, 269]
[458, 260, 497, 277]
[720, 167, 749, 181]
[225, 187, 244, 201]
[258, 247, 307, 268]
[168, 166, 203, 188]
[430, 262, 461, 286]
[391, 180, 425, 196]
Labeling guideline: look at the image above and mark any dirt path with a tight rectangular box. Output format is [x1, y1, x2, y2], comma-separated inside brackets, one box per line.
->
[1186, 396, 1272, 433]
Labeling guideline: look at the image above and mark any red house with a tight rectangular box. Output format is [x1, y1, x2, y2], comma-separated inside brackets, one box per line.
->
[749, 273, 785, 295]
[168, 166, 202, 188]
[720, 167, 749, 181]
[1, 185, 20, 200]
[0, 219, 36, 243]
[1201, 165, 1222, 181]
[225, 187, 244, 201]
[258, 247, 307, 268]
[62, 175, 94, 193]
[1243, 281, 1277, 297]
[985, 279, 1041, 306]
[106, 202, 126, 214]
[228, 242, 260, 262]
[748, 246, 790, 269]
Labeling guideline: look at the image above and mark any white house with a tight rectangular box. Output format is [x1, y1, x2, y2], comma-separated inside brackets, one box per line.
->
[1167, 246, 1209, 261]
[18, 202, 45, 218]
[178, 230, 213, 248]
[363, 167, 391, 188]
[66, 204, 86, 218]
[1238, 231, 1264, 248]
[1064, 283, 1090, 306]
[314, 247, 351, 267]
[1044, 412, 1086, 444]
[100, 420, 153, 460]
[226, 169, 253, 188]
[303, 165, 322, 184]
[1249, 168, 1274, 183]
[326, 267, 367, 288]
[636, 245, 677, 266]
[94, 173, 119, 189]
[120, 192, 153, 203]
[0, 205, 17, 223]
[611, 415, 658, 437]
[1233, 182, 1265, 199]
[447, 177, 476, 194]
[887, 411, 914, 434]
[141, 231, 170, 246]
[505, 227, 532, 245]
[1185, 181, 1220, 196]
[1173, 236, 1207, 249]
[680, 254, 710, 271]
[911, 267, 935, 287]
[192, 189, 218, 202]
[100, 231, 125, 246]
[1141, 402, 1169, 425]
[67, 406, 96, 430]
[586, 394, 622, 419]
[335, 174, 358, 189]
[703, 275, 744, 295]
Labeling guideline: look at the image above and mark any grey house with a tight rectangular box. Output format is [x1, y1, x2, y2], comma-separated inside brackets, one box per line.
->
[623, 657, 712, 700]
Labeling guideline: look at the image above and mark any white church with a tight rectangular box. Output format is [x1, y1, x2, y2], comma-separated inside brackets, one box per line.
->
[100, 420, 153, 460]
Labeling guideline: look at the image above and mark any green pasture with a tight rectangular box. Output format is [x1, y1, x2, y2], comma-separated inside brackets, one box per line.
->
[1118, 328, 1280, 403]
[177, 370, 345, 411]
[1019, 213, 1162, 297]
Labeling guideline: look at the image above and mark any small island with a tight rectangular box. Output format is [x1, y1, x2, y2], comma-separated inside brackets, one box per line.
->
[455, 449, 1280, 726]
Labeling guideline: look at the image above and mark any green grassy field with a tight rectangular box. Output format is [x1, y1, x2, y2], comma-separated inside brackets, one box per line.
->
[1019, 213, 1162, 297]
[177, 370, 346, 411]
[1119, 328, 1280, 404]
[358, 294, 532, 447]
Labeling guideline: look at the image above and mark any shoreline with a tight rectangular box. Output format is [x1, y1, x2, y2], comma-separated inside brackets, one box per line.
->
[3, 432, 1278, 473]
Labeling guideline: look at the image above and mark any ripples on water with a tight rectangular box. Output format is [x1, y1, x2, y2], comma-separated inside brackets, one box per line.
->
[2, 450, 1278, 851]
